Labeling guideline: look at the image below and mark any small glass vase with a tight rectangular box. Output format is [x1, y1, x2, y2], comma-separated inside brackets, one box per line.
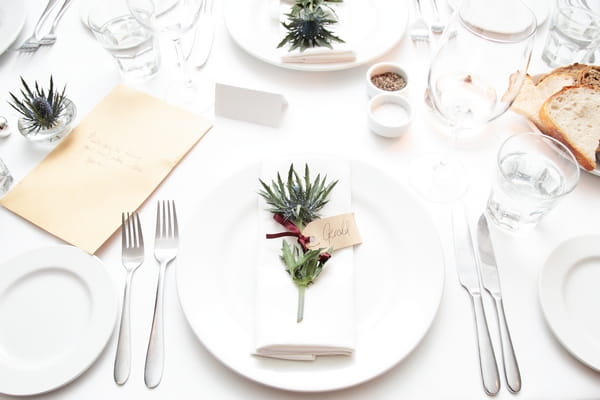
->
[18, 98, 77, 143]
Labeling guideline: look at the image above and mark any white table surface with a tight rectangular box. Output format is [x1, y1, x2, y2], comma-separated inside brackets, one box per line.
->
[1, 0, 600, 399]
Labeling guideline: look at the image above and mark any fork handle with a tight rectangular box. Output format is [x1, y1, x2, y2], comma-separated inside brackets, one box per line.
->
[33, 0, 61, 39]
[49, 0, 74, 33]
[114, 271, 134, 385]
[144, 261, 168, 388]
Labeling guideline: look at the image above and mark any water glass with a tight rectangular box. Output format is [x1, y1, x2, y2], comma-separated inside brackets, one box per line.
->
[486, 132, 580, 232]
[88, 0, 161, 81]
[542, 0, 600, 68]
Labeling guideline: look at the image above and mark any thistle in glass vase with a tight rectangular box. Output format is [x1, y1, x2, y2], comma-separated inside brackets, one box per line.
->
[8, 76, 76, 143]
[259, 164, 337, 322]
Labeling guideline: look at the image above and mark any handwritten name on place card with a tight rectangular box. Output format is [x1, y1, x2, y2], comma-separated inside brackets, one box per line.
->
[302, 213, 362, 251]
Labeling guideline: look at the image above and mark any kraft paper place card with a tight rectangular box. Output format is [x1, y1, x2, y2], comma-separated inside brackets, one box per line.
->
[214, 82, 287, 127]
[0, 85, 212, 254]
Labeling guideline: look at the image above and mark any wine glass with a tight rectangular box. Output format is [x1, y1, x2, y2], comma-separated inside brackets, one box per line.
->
[126, 0, 212, 111]
[410, 0, 537, 202]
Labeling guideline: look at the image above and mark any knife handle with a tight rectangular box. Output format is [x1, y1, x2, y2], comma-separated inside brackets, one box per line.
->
[495, 297, 521, 393]
[470, 293, 500, 396]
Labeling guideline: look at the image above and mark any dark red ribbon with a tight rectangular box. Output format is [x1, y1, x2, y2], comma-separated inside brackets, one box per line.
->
[266, 214, 331, 263]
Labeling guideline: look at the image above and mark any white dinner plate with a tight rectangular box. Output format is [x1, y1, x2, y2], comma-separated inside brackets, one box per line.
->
[0, 1, 26, 55]
[224, 0, 408, 72]
[0, 246, 117, 396]
[177, 160, 445, 392]
[539, 235, 600, 371]
[447, 0, 549, 26]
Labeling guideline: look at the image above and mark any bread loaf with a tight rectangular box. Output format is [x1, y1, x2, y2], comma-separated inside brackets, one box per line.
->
[539, 85, 600, 171]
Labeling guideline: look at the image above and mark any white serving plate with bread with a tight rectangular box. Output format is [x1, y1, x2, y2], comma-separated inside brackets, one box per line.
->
[511, 63, 600, 176]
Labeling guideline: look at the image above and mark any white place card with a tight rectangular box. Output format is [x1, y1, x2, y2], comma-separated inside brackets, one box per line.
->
[214, 83, 287, 127]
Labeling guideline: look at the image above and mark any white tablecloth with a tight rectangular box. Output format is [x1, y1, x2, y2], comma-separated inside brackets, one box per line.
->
[0, 0, 599, 399]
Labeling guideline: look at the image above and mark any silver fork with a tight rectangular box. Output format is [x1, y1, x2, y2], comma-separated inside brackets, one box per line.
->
[16, 0, 61, 52]
[35, 0, 75, 46]
[429, 0, 445, 34]
[114, 212, 145, 385]
[409, 0, 431, 44]
[186, 0, 215, 68]
[144, 200, 179, 389]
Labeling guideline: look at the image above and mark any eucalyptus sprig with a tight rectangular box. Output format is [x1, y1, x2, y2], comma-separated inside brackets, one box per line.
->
[277, 0, 345, 52]
[259, 163, 338, 322]
[8, 76, 67, 132]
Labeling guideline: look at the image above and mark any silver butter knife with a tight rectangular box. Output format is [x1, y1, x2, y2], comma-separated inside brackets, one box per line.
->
[452, 204, 500, 396]
[477, 215, 522, 393]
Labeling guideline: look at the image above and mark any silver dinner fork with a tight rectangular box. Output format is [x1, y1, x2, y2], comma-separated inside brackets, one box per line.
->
[186, 0, 215, 68]
[16, 0, 61, 52]
[409, 0, 431, 44]
[144, 200, 179, 389]
[429, 0, 445, 34]
[35, 0, 75, 46]
[114, 212, 145, 385]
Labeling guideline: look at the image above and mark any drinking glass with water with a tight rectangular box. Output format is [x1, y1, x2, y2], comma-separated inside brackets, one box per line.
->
[542, 0, 600, 67]
[88, 0, 161, 81]
[486, 132, 580, 232]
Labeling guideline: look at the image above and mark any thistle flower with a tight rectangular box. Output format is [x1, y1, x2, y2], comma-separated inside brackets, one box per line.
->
[8, 76, 68, 132]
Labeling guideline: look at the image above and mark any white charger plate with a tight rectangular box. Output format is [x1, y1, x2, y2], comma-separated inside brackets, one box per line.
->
[539, 235, 600, 370]
[224, 0, 408, 72]
[0, 246, 117, 396]
[176, 160, 445, 392]
[0, 1, 26, 55]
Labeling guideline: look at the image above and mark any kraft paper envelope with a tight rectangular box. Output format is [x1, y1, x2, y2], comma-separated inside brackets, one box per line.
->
[0, 85, 212, 254]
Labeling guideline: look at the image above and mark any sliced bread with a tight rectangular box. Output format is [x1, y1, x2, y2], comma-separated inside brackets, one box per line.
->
[539, 85, 600, 171]
[511, 72, 577, 131]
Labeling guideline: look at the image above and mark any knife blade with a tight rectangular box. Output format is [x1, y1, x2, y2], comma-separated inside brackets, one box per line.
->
[477, 214, 522, 393]
[452, 204, 500, 396]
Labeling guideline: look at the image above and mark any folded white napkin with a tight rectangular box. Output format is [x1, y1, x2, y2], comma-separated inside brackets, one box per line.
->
[273, 0, 357, 64]
[254, 159, 355, 360]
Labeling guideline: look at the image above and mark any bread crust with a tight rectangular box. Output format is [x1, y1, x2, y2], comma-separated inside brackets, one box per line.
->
[539, 85, 599, 171]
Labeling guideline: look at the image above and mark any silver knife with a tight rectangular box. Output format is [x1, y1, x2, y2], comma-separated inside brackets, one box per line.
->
[452, 204, 500, 396]
[477, 214, 522, 393]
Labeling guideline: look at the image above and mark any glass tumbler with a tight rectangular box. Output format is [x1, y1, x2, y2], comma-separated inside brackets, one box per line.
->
[486, 132, 580, 232]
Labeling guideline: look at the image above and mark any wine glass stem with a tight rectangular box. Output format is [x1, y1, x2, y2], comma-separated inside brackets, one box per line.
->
[172, 37, 193, 88]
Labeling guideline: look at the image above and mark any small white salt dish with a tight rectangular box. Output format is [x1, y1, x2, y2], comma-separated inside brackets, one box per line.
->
[367, 93, 413, 138]
[366, 62, 409, 98]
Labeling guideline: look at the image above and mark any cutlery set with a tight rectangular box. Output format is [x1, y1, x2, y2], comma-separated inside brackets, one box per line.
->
[115, 200, 179, 388]
[16, 0, 74, 53]
[452, 204, 521, 396]
[409, 0, 445, 45]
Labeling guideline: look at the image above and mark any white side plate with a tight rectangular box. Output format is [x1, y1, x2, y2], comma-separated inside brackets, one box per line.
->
[0, 246, 117, 396]
[0, 1, 26, 55]
[176, 160, 445, 392]
[539, 235, 600, 370]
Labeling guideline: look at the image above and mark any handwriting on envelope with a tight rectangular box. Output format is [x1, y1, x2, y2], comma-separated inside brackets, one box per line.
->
[0, 85, 212, 254]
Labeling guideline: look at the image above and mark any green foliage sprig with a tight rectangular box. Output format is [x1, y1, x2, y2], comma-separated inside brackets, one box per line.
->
[260, 164, 337, 322]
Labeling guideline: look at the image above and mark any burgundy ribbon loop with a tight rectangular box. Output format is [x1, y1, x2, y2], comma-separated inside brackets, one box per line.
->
[266, 214, 331, 264]
[266, 214, 311, 251]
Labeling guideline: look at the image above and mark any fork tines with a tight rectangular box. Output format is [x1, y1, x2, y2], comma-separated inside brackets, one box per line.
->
[122, 212, 144, 250]
[155, 200, 178, 240]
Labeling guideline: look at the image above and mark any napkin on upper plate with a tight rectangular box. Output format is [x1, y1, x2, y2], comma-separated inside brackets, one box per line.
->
[273, 0, 357, 64]
[254, 159, 355, 360]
